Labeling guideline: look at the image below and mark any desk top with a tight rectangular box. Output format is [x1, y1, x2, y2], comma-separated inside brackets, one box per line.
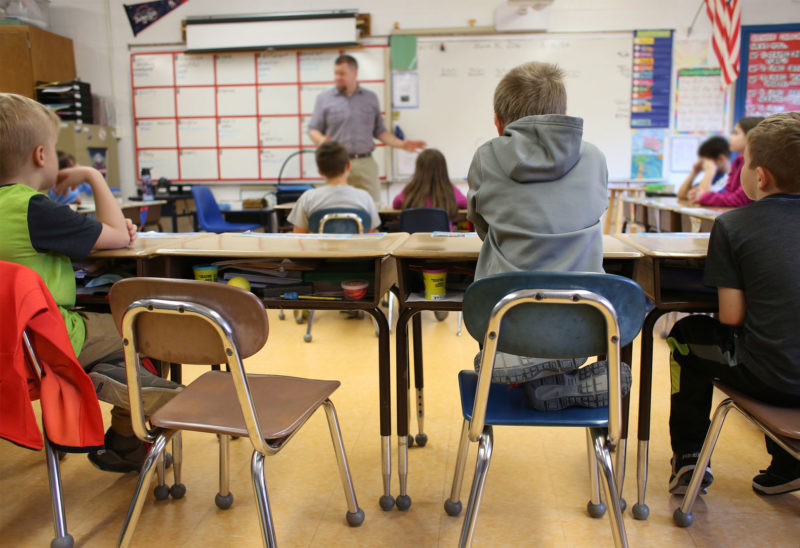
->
[392, 233, 642, 259]
[77, 199, 166, 215]
[615, 232, 709, 258]
[153, 231, 409, 259]
[621, 195, 730, 220]
[87, 232, 205, 258]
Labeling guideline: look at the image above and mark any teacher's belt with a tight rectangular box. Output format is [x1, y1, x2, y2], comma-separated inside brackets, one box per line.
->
[349, 152, 372, 159]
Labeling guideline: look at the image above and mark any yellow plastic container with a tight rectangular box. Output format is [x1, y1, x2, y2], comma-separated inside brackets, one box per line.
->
[192, 264, 218, 282]
[422, 269, 447, 300]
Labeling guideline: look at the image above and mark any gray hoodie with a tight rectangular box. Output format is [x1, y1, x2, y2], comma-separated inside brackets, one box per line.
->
[467, 114, 608, 279]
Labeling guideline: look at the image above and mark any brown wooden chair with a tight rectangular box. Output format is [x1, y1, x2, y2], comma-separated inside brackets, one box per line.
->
[673, 382, 800, 527]
[109, 278, 364, 547]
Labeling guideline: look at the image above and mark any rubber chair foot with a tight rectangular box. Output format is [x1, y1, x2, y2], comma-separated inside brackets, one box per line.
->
[587, 500, 606, 518]
[154, 484, 170, 500]
[378, 495, 395, 511]
[304, 334, 312, 343]
[620, 497, 627, 512]
[415, 433, 428, 447]
[444, 498, 462, 516]
[51, 535, 74, 548]
[407, 434, 414, 447]
[170, 483, 186, 499]
[632, 503, 650, 520]
[215, 492, 234, 509]
[673, 508, 693, 528]
[395, 494, 411, 511]
[346, 508, 365, 527]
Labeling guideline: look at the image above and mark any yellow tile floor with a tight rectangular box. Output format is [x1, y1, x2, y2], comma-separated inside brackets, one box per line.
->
[1, 310, 798, 547]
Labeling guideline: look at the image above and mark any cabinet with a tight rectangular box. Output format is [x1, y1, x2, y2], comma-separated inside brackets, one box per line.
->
[0, 25, 75, 98]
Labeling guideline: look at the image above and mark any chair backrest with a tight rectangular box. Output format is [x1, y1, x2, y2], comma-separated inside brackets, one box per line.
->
[308, 207, 371, 234]
[398, 207, 451, 233]
[109, 277, 270, 449]
[191, 185, 225, 229]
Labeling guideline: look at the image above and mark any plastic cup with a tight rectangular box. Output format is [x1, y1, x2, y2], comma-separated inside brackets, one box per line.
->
[422, 269, 447, 300]
[341, 279, 369, 300]
[193, 264, 218, 282]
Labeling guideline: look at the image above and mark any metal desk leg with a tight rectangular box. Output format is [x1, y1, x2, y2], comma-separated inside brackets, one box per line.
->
[394, 307, 416, 511]
[411, 313, 428, 447]
[632, 307, 667, 520]
[367, 307, 394, 512]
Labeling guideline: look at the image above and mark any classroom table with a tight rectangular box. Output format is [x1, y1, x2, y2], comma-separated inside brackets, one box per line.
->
[78, 199, 166, 230]
[614, 232, 716, 520]
[150, 231, 409, 510]
[130, 191, 195, 232]
[390, 232, 643, 509]
[604, 182, 646, 234]
[221, 208, 277, 233]
[621, 195, 731, 232]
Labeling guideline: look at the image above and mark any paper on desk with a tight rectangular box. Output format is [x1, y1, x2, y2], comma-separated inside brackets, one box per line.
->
[431, 232, 477, 237]
[233, 232, 387, 239]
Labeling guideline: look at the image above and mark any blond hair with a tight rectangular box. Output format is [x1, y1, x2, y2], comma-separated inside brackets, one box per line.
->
[0, 93, 59, 180]
[747, 112, 800, 193]
[493, 62, 567, 125]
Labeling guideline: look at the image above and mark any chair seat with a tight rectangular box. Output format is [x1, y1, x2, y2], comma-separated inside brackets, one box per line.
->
[715, 382, 800, 451]
[151, 371, 340, 440]
[203, 220, 261, 233]
[458, 370, 608, 427]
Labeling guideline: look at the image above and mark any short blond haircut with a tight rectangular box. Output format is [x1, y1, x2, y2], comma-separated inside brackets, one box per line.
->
[0, 93, 60, 180]
[746, 112, 800, 193]
[493, 62, 567, 125]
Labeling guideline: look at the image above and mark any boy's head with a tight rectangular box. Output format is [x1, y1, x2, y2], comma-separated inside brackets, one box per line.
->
[315, 141, 350, 179]
[697, 136, 730, 161]
[493, 62, 566, 128]
[0, 93, 60, 183]
[743, 112, 800, 197]
[58, 150, 76, 170]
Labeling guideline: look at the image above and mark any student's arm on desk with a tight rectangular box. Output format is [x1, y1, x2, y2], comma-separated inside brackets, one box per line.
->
[718, 287, 745, 326]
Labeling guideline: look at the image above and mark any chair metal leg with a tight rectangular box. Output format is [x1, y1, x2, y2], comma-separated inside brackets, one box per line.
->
[590, 428, 628, 548]
[215, 434, 233, 509]
[387, 292, 395, 334]
[43, 434, 73, 548]
[119, 431, 173, 548]
[322, 399, 365, 526]
[615, 438, 627, 512]
[444, 419, 470, 517]
[458, 425, 493, 548]
[380, 435, 394, 511]
[153, 449, 169, 500]
[456, 311, 463, 336]
[586, 429, 606, 518]
[170, 432, 185, 498]
[674, 399, 735, 528]
[396, 433, 411, 510]
[250, 451, 277, 548]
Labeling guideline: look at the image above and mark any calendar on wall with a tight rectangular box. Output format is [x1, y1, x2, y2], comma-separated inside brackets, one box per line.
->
[130, 45, 387, 183]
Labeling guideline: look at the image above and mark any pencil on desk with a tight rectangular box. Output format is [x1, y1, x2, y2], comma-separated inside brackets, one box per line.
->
[297, 294, 342, 301]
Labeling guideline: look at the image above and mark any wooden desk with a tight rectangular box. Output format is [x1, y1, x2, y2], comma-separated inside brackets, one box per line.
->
[614, 232, 716, 520]
[78, 199, 166, 231]
[130, 192, 194, 232]
[152, 232, 409, 510]
[390, 233, 643, 509]
[621, 196, 731, 233]
[605, 182, 646, 234]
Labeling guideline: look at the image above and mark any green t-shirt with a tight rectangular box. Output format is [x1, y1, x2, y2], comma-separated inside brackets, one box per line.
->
[0, 184, 102, 355]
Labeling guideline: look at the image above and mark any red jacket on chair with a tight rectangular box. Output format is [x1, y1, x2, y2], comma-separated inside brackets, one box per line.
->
[0, 261, 104, 452]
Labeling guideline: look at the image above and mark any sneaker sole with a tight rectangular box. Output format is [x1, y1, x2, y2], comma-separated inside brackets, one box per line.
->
[89, 372, 181, 414]
[752, 476, 800, 496]
[668, 464, 714, 495]
[475, 352, 584, 384]
[523, 361, 632, 411]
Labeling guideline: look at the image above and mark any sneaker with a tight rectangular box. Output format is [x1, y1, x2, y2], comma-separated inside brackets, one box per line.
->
[752, 467, 800, 496]
[88, 429, 172, 473]
[522, 360, 632, 411]
[474, 351, 585, 384]
[89, 361, 183, 415]
[669, 452, 714, 495]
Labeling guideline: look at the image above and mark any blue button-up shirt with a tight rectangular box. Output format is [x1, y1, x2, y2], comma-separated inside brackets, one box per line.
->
[308, 86, 387, 156]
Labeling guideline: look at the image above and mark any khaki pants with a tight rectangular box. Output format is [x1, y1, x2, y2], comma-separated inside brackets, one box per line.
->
[347, 155, 381, 204]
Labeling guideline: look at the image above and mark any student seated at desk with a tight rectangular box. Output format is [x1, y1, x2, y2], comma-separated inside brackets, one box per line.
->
[688, 117, 764, 207]
[0, 93, 182, 472]
[676, 136, 730, 202]
[467, 62, 627, 411]
[47, 151, 92, 205]
[391, 148, 468, 218]
[666, 112, 800, 496]
[288, 141, 380, 233]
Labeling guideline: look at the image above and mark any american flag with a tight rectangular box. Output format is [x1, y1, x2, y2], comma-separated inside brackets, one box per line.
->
[705, 0, 741, 87]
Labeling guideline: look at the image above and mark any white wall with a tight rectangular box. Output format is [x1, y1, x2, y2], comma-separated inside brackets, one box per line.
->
[47, 0, 800, 200]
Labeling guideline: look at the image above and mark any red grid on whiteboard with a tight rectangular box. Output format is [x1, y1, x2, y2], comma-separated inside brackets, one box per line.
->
[130, 46, 388, 183]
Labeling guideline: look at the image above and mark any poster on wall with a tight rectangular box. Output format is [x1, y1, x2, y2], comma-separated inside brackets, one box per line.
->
[743, 29, 800, 116]
[630, 129, 665, 180]
[630, 30, 673, 129]
[675, 68, 728, 133]
[124, 0, 188, 36]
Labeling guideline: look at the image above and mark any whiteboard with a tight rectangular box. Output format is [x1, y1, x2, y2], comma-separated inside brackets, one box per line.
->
[396, 34, 633, 180]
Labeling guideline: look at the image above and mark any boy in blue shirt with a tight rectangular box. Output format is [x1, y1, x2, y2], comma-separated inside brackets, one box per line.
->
[667, 112, 800, 496]
[0, 93, 182, 472]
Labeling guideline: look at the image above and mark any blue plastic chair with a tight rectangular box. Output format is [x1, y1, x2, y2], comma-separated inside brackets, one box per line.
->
[191, 185, 261, 233]
[398, 207, 450, 233]
[297, 207, 372, 342]
[444, 271, 646, 548]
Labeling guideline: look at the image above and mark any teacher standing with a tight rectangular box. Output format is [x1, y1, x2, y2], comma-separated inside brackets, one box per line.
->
[308, 54, 426, 203]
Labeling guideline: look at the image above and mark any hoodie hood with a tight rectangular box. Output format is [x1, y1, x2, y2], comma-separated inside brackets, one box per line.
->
[490, 114, 584, 183]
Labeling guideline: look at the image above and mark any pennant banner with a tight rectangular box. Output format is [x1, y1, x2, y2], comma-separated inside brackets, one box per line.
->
[124, 0, 187, 36]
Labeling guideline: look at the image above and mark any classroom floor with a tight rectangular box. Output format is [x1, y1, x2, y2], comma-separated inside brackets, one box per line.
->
[2, 310, 798, 547]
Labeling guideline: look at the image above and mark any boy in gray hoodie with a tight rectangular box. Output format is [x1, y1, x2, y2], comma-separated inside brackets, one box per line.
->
[468, 61, 630, 410]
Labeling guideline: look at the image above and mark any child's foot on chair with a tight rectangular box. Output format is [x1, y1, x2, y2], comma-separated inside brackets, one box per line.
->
[89, 361, 183, 414]
[522, 360, 631, 411]
[474, 351, 585, 384]
[669, 452, 714, 495]
[752, 465, 800, 495]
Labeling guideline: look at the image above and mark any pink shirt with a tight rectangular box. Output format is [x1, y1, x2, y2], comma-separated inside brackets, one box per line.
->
[392, 184, 469, 210]
[697, 156, 752, 208]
